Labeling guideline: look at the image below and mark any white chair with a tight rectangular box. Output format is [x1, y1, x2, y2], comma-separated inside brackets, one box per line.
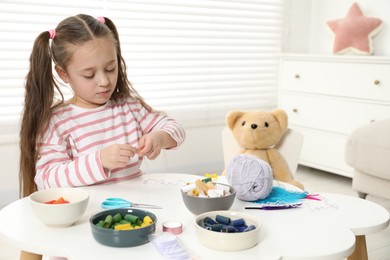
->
[222, 127, 304, 177]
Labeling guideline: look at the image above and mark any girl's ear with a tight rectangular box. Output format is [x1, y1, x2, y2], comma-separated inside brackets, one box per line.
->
[55, 65, 69, 83]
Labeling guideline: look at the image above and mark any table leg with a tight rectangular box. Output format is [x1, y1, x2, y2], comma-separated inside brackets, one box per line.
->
[20, 251, 43, 260]
[348, 235, 368, 260]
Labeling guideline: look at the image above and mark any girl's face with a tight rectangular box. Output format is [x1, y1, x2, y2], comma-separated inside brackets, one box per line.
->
[57, 38, 118, 108]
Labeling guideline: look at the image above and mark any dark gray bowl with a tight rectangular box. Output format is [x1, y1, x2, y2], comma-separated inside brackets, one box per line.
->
[90, 208, 156, 247]
[181, 183, 236, 215]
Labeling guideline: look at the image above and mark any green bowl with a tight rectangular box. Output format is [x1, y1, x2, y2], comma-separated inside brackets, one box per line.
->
[90, 208, 156, 247]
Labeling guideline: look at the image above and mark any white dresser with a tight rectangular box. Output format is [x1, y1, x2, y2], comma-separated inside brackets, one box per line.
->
[278, 54, 390, 177]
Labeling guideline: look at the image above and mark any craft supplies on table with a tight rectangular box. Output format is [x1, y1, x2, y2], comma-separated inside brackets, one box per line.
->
[181, 178, 231, 198]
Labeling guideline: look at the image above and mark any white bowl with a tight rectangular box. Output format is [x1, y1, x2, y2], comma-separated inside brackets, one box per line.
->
[195, 210, 262, 251]
[29, 187, 89, 228]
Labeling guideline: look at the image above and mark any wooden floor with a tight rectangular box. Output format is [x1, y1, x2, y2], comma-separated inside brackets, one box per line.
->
[1, 165, 389, 260]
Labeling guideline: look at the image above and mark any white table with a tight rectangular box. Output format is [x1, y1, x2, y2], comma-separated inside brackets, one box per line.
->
[0, 174, 388, 260]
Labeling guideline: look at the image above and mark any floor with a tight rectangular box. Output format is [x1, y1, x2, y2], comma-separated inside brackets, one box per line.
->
[1, 165, 389, 260]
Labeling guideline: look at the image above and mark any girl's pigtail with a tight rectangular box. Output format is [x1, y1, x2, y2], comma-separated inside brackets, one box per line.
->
[19, 31, 55, 197]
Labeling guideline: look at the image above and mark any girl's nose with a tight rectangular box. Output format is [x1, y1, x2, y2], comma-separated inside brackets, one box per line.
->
[97, 73, 109, 87]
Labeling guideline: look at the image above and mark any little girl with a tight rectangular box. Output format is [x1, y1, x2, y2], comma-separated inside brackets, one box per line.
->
[19, 14, 185, 260]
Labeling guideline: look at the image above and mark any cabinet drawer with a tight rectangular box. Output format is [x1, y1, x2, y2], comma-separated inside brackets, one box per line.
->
[280, 60, 390, 102]
[279, 93, 390, 135]
[292, 126, 353, 177]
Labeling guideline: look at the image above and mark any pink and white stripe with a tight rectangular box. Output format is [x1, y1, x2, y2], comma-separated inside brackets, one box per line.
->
[35, 98, 185, 190]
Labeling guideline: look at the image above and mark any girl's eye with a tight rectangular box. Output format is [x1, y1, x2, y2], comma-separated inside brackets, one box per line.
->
[84, 75, 94, 79]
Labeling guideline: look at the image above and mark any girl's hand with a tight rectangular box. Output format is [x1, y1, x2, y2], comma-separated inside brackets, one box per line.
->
[100, 144, 138, 170]
[138, 131, 176, 160]
[137, 132, 162, 160]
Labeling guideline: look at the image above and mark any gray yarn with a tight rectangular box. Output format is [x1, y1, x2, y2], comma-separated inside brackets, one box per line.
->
[226, 154, 273, 201]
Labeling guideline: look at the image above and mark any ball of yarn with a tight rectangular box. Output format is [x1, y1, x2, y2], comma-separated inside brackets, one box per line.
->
[226, 154, 273, 201]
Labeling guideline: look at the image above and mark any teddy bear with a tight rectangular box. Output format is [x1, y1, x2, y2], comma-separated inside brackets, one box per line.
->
[225, 108, 304, 190]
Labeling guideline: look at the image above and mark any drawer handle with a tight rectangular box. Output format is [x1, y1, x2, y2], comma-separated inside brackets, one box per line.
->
[294, 74, 300, 79]
[292, 108, 299, 113]
[374, 80, 380, 85]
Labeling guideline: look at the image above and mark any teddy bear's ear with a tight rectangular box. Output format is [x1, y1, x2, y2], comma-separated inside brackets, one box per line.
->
[271, 109, 288, 131]
[226, 111, 245, 130]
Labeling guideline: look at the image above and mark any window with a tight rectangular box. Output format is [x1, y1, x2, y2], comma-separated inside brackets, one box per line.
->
[0, 0, 284, 135]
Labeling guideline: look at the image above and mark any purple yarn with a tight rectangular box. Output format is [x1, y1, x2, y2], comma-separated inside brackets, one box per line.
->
[226, 154, 273, 201]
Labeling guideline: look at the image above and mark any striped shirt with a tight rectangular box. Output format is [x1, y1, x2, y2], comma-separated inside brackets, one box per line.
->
[35, 97, 185, 190]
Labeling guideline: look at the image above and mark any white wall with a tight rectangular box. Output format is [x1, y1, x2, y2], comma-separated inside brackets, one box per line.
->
[0, 135, 20, 207]
[285, 0, 390, 55]
[141, 124, 226, 174]
[0, 124, 226, 207]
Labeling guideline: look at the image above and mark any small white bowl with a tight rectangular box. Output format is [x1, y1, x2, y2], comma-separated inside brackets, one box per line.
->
[195, 210, 262, 251]
[29, 187, 89, 228]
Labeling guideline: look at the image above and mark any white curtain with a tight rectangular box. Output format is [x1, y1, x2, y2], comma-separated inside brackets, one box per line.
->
[0, 0, 284, 135]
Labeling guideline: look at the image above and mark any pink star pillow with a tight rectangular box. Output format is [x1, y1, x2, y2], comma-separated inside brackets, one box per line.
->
[327, 3, 383, 55]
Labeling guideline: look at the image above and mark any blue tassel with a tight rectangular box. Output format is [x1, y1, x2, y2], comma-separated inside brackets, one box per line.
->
[251, 186, 308, 205]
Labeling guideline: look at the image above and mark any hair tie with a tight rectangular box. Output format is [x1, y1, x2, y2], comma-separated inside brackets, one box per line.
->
[48, 29, 56, 39]
[96, 16, 105, 24]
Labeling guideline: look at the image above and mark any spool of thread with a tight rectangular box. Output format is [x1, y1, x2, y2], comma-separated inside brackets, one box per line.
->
[221, 225, 237, 233]
[203, 216, 217, 225]
[215, 214, 231, 225]
[226, 154, 273, 201]
[244, 225, 256, 232]
[210, 224, 223, 232]
[195, 179, 209, 195]
[181, 183, 196, 193]
[162, 221, 183, 235]
[230, 218, 245, 227]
